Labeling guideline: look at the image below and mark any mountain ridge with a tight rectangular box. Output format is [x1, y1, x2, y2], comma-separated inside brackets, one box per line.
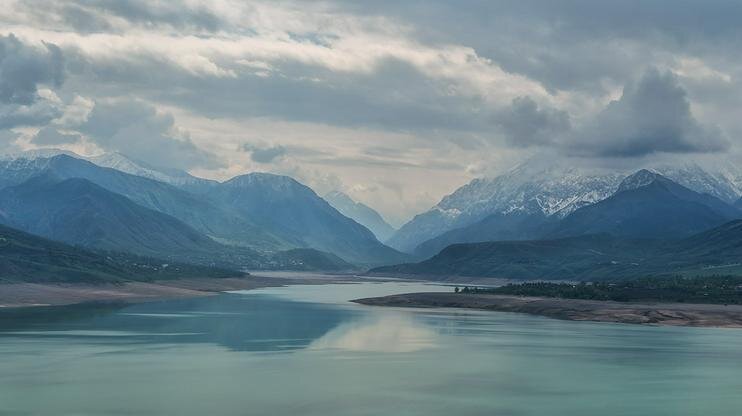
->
[324, 191, 396, 242]
[0, 153, 405, 265]
[0, 175, 232, 262]
[549, 170, 741, 239]
[0, 223, 242, 284]
[390, 158, 742, 254]
[370, 219, 742, 281]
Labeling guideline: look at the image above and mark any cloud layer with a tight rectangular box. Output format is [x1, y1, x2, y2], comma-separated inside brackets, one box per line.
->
[567, 69, 728, 158]
[0, 0, 741, 222]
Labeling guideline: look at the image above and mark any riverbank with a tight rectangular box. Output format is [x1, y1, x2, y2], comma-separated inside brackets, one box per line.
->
[353, 292, 742, 328]
[0, 272, 365, 309]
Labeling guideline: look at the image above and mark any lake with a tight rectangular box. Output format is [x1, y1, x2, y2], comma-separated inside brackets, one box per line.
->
[2, 280, 742, 416]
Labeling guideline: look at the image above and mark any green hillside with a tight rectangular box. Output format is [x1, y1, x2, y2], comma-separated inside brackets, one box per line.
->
[370, 220, 742, 281]
[0, 224, 242, 284]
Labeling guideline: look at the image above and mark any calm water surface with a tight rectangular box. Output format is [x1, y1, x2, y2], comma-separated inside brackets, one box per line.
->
[2, 280, 742, 416]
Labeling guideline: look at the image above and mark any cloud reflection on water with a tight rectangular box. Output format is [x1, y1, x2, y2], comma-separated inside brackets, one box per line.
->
[309, 313, 437, 353]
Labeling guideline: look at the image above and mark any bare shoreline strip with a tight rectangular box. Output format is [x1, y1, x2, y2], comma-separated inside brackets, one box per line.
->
[352, 292, 742, 328]
[0, 273, 364, 309]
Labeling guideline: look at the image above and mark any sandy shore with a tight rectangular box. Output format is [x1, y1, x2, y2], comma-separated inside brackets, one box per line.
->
[0, 272, 364, 309]
[353, 292, 742, 328]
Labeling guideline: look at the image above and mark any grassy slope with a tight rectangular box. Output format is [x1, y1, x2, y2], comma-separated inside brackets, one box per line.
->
[0, 224, 242, 284]
[370, 220, 742, 281]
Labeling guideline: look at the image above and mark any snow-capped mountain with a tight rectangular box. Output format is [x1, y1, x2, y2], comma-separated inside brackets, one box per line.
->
[88, 152, 217, 190]
[324, 191, 396, 242]
[387, 160, 626, 252]
[387, 156, 742, 254]
[549, 169, 742, 240]
[0, 148, 80, 161]
[0, 149, 216, 191]
[652, 162, 742, 204]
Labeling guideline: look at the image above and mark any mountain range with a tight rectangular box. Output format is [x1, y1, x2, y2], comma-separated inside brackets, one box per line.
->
[0, 174, 241, 265]
[6, 148, 742, 280]
[548, 169, 741, 239]
[389, 156, 742, 257]
[0, 151, 405, 269]
[374, 169, 742, 279]
[204, 173, 404, 265]
[370, 220, 742, 281]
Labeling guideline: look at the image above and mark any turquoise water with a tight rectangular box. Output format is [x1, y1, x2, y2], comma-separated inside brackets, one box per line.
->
[2, 281, 742, 416]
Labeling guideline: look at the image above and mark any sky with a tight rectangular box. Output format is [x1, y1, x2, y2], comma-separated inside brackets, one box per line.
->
[1, 0, 741, 226]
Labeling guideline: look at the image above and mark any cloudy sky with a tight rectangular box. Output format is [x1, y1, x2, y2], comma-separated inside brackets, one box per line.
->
[1, 0, 741, 225]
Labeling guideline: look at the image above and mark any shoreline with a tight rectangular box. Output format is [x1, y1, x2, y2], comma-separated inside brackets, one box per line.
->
[352, 292, 742, 328]
[0, 272, 366, 309]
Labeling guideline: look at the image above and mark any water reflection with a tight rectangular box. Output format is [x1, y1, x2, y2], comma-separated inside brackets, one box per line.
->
[0, 293, 352, 352]
[310, 312, 437, 353]
[0, 282, 449, 353]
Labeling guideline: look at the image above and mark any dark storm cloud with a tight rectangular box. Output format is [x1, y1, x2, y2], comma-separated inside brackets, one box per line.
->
[0, 100, 63, 129]
[331, 0, 742, 93]
[63, 55, 492, 135]
[566, 69, 728, 158]
[0, 34, 63, 105]
[496, 97, 570, 147]
[0, 33, 65, 130]
[242, 143, 287, 163]
[78, 99, 222, 170]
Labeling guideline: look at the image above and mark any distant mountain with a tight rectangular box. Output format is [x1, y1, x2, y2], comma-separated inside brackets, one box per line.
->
[0, 152, 407, 266]
[0, 149, 216, 191]
[87, 155, 404, 264]
[0, 175, 233, 262]
[370, 219, 742, 281]
[0, 223, 241, 284]
[0, 175, 364, 272]
[324, 191, 396, 242]
[89, 152, 217, 192]
[413, 211, 554, 259]
[0, 154, 289, 251]
[387, 160, 627, 253]
[390, 157, 742, 254]
[412, 169, 741, 259]
[371, 234, 659, 280]
[550, 170, 741, 239]
[207, 173, 408, 266]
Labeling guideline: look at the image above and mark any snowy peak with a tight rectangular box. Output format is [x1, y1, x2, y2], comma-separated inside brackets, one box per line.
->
[0, 149, 214, 190]
[89, 152, 212, 189]
[388, 156, 742, 253]
[438, 162, 625, 220]
[653, 163, 742, 204]
[0, 148, 81, 161]
[617, 169, 662, 192]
